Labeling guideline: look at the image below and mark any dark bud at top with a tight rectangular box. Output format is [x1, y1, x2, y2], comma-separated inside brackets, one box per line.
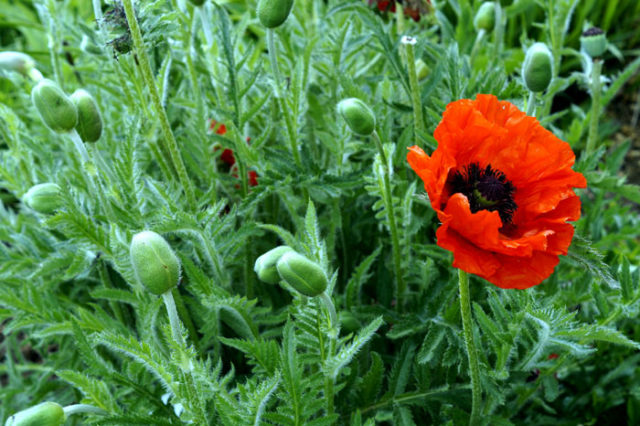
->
[580, 27, 607, 58]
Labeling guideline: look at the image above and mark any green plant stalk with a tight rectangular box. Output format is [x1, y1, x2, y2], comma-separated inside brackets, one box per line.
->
[526, 91, 536, 117]
[171, 288, 201, 353]
[458, 269, 481, 425]
[267, 28, 302, 169]
[69, 130, 114, 218]
[161, 291, 207, 423]
[372, 131, 406, 310]
[585, 58, 602, 159]
[404, 40, 425, 145]
[319, 292, 338, 415]
[121, 0, 196, 209]
[63, 404, 107, 417]
[45, 0, 63, 88]
[469, 29, 485, 65]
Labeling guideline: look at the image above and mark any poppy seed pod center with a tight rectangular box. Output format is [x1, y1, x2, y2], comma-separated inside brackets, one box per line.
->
[449, 163, 517, 225]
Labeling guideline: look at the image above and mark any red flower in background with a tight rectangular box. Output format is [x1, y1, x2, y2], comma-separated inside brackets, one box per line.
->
[368, 0, 430, 22]
[407, 95, 586, 289]
[209, 119, 258, 187]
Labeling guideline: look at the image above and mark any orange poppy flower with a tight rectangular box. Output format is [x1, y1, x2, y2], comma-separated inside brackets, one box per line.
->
[407, 95, 586, 289]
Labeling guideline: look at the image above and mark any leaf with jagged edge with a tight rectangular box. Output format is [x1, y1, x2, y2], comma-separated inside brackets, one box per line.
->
[345, 247, 381, 310]
[325, 316, 384, 381]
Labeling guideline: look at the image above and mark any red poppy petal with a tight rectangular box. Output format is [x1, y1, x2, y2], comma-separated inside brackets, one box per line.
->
[487, 251, 560, 289]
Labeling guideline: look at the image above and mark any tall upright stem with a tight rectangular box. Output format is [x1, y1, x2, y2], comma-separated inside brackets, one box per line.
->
[372, 131, 406, 310]
[267, 29, 283, 99]
[458, 270, 481, 425]
[403, 37, 425, 146]
[121, 0, 196, 209]
[585, 58, 602, 159]
[526, 91, 537, 117]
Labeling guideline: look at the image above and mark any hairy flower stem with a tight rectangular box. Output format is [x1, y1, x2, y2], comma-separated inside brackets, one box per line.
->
[372, 131, 406, 310]
[69, 131, 114, 218]
[268, 29, 303, 170]
[162, 291, 207, 423]
[526, 91, 537, 117]
[585, 58, 602, 160]
[319, 292, 338, 415]
[469, 30, 485, 65]
[63, 404, 107, 417]
[121, 0, 197, 210]
[458, 270, 481, 425]
[404, 39, 425, 146]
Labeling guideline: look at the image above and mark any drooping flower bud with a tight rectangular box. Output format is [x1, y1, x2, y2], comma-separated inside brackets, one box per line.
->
[523, 42, 553, 93]
[70, 89, 103, 143]
[130, 231, 181, 296]
[4, 402, 65, 426]
[337, 98, 376, 136]
[580, 27, 607, 58]
[415, 59, 430, 81]
[473, 2, 495, 32]
[254, 245, 294, 284]
[31, 79, 77, 133]
[23, 183, 62, 214]
[276, 252, 328, 297]
[0, 51, 35, 76]
[257, 0, 295, 29]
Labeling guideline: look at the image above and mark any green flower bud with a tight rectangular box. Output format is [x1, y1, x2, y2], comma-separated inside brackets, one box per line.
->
[257, 0, 295, 29]
[188, 0, 206, 5]
[130, 231, 181, 296]
[580, 27, 607, 58]
[473, 2, 495, 32]
[415, 59, 430, 81]
[523, 42, 553, 93]
[5, 402, 65, 426]
[0, 51, 35, 76]
[339, 311, 361, 333]
[31, 79, 77, 133]
[337, 98, 376, 136]
[70, 89, 103, 143]
[254, 245, 294, 284]
[23, 183, 62, 214]
[276, 252, 327, 297]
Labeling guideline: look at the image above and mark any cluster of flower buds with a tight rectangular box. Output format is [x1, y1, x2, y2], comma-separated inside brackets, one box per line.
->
[254, 246, 328, 297]
[31, 79, 103, 142]
[5, 401, 65, 426]
[130, 231, 181, 296]
[257, 0, 295, 28]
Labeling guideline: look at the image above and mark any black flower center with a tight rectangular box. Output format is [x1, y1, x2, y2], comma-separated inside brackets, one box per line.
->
[448, 163, 517, 224]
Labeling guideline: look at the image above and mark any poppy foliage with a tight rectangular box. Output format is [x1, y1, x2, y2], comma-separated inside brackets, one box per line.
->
[408, 95, 586, 289]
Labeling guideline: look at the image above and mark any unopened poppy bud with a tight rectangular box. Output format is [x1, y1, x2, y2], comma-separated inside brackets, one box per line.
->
[339, 311, 361, 333]
[473, 2, 495, 32]
[130, 231, 181, 296]
[257, 0, 295, 29]
[276, 252, 327, 297]
[523, 42, 553, 93]
[254, 245, 294, 284]
[581, 27, 607, 58]
[5, 402, 65, 426]
[0, 51, 35, 76]
[70, 89, 103, 143]
[415, 59, 430, 81]
[337, 98, 376, 136]
[31, 79, 77, 133]
[23, 183, 62, 214]
[188, 0, 206, 5]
